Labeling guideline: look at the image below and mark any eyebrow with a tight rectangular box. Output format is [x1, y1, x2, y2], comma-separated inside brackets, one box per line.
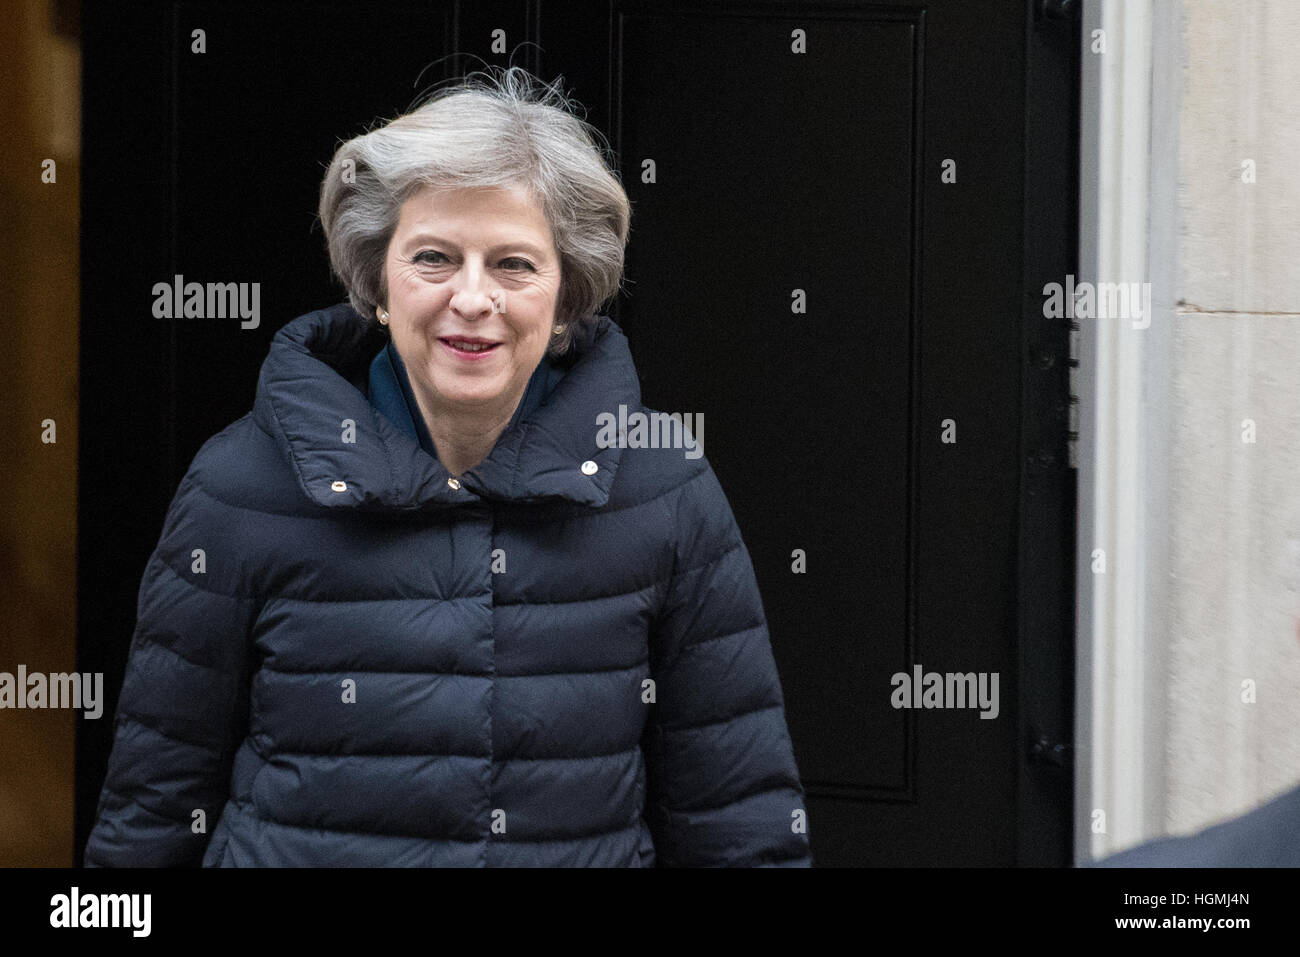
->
[400, 233, 549, 259]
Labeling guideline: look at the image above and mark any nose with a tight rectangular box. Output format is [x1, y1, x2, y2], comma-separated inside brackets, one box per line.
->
[448, 256, 500, 320]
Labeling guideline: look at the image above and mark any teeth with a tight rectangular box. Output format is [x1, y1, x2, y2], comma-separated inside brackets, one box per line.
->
[449, 341, 494, 352]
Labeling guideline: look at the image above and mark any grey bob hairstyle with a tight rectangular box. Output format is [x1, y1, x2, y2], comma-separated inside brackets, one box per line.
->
[318, 66, 631, 358]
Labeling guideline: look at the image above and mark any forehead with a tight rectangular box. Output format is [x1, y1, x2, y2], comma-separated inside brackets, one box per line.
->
[394, 184, 551, 237]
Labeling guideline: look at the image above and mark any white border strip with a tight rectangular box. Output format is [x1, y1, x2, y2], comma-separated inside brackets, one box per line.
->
[1075, 0, 1156, 863]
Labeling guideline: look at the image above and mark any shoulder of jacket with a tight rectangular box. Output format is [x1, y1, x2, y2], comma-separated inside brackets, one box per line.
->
[602, 404, 716, 509]
[178, 411, 306, 519]
[140, 413, 295, 603]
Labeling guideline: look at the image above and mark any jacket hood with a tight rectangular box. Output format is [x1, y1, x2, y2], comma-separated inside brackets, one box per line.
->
[251, 302, 642, 511]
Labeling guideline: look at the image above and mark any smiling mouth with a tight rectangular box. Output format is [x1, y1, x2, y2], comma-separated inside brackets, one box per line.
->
[439, 337, 501, 357]
[436, 335, 496, 351]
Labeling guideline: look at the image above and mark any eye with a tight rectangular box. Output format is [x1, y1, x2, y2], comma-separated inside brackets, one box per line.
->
[410, 251, 533, 271]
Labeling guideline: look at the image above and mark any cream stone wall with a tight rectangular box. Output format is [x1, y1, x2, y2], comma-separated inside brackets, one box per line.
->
[1161, 0, 1300, 835]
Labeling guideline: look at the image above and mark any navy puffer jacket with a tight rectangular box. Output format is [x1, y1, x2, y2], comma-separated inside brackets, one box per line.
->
[84, 303, 812, 867]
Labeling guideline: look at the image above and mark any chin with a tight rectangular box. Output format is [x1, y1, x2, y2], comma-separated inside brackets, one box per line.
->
[434, 382, 508, 406]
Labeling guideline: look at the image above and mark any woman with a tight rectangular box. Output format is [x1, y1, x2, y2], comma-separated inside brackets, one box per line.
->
[85, 67, 811, 867]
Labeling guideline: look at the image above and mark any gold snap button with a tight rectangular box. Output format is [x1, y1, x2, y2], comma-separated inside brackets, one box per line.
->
[447, 477, 461, 490]
[330, 480, 347, 492]
[580, 460, 598, 475]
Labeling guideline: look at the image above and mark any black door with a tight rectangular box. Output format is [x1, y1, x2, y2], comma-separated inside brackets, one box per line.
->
[78, 0, 1077, 866]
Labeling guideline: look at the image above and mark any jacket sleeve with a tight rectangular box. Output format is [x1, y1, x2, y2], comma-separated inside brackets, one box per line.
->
[84, 465, 258, 867]
[641, 462, 812, 867]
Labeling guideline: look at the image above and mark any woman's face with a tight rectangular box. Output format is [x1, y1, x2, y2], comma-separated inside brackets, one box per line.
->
[381, 183, 562, 421]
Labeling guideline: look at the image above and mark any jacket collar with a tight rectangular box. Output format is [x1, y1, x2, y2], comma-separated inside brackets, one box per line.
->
[252, 302, 641, 511]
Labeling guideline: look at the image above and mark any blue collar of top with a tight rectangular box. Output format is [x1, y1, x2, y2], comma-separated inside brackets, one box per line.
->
[367, 337, 565, 464]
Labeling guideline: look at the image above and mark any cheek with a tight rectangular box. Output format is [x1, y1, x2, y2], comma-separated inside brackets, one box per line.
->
[395, 282, 453, 325]
[516, 315, 553, 349]
[391, 269, 425, 301]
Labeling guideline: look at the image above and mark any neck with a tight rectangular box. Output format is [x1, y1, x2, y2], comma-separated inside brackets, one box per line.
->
[411, 385, 526, 477]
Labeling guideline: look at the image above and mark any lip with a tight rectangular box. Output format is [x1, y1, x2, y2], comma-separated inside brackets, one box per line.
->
[438, 337, 502, 361]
